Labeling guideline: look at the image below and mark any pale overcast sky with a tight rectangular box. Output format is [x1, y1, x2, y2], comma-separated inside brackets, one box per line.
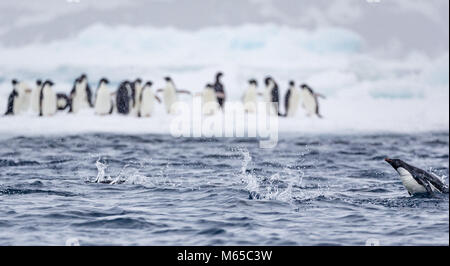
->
[0, 0, 448, 56]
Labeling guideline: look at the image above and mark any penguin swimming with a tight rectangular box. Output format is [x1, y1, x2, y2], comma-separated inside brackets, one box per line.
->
[385, 158, 449, 196]
[94, 78, 113, 115]
[213, 72, 226, 110]
[138, 81, 161, 117]
[284, 81, 301, 117]
[39, 80, 57, 116]
[200, 83, 219, 116]
[31, 80, 43, 113]
[4, 80, 19, 116]
[56, 93, 70, 111]
[242, 79, 259, 114]
[300, 84, 325, 118]
[116, 81, 132, 115]
[69, 74, 93, 113]
[157, 77, 191, 114]
[263, 76, 280, 116]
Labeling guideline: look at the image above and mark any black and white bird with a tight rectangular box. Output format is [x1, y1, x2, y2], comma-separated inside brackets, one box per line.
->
[385, 158, 449, 196]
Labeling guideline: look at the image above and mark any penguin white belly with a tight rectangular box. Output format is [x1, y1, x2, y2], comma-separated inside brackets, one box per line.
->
[12, 96, 21, 115]
[287, 90, 300, 117]
[42, 90, 57, 116]
[164, 88, 177, 114]
[263, 90, 276, 116]
[140, 89, 155, 117]
[243, 88, 257, 113]
[95, 89, 112, 115]
[20, 91, 31, 113]
[397, 168, 427, 195]
[301, 90, 317, 117]
[202, 89, 218, 115]
[31, 88, 41, 113]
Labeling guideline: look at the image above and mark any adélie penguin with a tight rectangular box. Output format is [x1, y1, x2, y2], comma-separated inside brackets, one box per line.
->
[56, 93, 70, 111]
[214, 72, 226, 110]
[131, 78, 142, 116]
[157, 77, 191, 114]
[284, 81, 301, 117]
[69, 74, 93, 113]
[263, 76, 280, 116]
[201, 83, 219, 116]
[31, 80, 43, 113]
[300, 84, 325, 118]
[116, 81, 132, 115]
[138, 81, 161, 117]
[95, 78, 113, 115]
[4, 80, 20, 116]
[242, 79, 258, 114]
[385, 158, 449, 196]
[39, 80, 57, 116]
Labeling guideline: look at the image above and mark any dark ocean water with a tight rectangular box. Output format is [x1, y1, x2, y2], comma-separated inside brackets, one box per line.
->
[0, 132, 448, 246]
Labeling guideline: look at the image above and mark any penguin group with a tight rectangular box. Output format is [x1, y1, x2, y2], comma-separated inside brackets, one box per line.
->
[3, 72, 325, 118]
[241, 76, 325, 118]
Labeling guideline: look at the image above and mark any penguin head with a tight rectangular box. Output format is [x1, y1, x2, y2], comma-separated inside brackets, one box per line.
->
[12, 79, 18, 86]
[206, 83, 214, 89]
[134, 78, 142, 84]
[36, 80, 42, 86]
[216, 72, 223, 81]
[249, 79, 258, 86]
[385, 158, 406, 170]
[80, 74, 87, 81]
[44, 80, 54, 87]
[164, 77, 172, 82]
[289, 80, 295, 87]
[264, 77, 272, 86]
[144, 81, 153, 87]
[300, 84, 308, 89]
[99, 78, 109, 85]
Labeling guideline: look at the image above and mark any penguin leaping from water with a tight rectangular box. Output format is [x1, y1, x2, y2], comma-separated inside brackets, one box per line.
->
[138, 81, 161, 117]
[39, 80, 57, 117]
[385, 158, 449, 196]
[69, 74, 93, 113]
[300, 84, 325, 118]
[156, 77, 191, 114]
[95, 78, 113, 115]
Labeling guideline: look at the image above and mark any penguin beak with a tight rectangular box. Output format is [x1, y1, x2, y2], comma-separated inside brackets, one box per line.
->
[384, 158, 392, 163]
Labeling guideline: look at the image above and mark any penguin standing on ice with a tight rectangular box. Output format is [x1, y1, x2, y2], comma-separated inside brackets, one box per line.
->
[263, 76, 280, 116]
[284, 81, 301, 117]
[200, 83, 219, 116]
[56, 93, 70, 111]
[16, 81, 32, 113]
[242, 79, 259, 114]
[69, 74, 93, 113]
[385, 158, 449, 196]
[39, 80, 57, 116]
[157, 77, 191, 114]
[131, 78, 142, 116]
[94, 78, 113, 115]
[116, 81, 132, 115]
[214, 72, 226, 110]
[4, 80, 20, 116]
[300, 84, 325, 118]
[138, 81, 161, 117]
[31, 80, 43, 113]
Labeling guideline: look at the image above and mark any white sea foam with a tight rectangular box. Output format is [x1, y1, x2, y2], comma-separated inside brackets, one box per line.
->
[0, 24, 448, 135]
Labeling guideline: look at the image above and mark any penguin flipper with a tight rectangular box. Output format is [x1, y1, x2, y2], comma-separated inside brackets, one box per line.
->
[86, 84, 94, 107]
